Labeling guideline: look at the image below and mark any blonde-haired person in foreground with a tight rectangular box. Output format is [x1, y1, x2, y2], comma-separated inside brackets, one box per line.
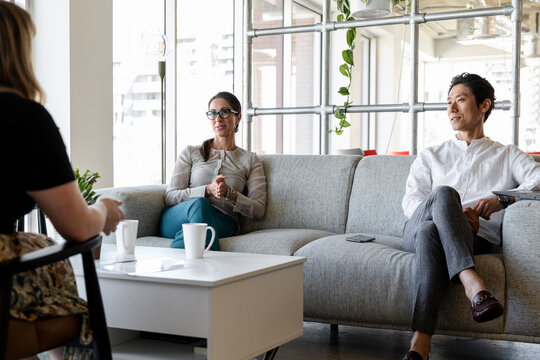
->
[0, 2, 124, 359]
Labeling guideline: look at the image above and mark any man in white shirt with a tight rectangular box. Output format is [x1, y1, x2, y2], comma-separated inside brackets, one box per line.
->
[400, 73, 540, 360]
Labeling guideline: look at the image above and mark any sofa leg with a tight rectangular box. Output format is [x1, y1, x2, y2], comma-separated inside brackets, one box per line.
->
[330, 324, 339, 333]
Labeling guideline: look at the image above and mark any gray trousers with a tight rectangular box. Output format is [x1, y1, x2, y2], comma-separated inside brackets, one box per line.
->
[402, 186, 495, 334]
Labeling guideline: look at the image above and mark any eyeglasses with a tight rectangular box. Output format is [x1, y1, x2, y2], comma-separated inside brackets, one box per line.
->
[206, 108, 239, 120]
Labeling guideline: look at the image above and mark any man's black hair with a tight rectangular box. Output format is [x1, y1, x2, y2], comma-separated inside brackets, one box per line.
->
[449, 73, 496, 122]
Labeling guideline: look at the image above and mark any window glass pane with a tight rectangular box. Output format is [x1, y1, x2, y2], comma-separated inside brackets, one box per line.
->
[252, 34, 283, 153]
[253, 0, 284, 29]
[291, 3, 320, 108]
[253, 114, 319, 155]
[251, 1, 321, 155]
[287, 3, 321, 154]
[176, 0, 234, 150]
[113, 0, 165, 186]
[422, 50, 515, 149]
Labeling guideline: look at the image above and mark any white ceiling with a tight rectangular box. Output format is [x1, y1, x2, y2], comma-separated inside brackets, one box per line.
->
[390, 0, 540, 40]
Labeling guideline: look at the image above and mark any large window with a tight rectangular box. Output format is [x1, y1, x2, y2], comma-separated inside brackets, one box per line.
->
[111, 0, 539, 184]
[252, 0, 321, 154]
[113, 0, 165, 186]
[176, 0, 235, 151]
[364, 8, 540, 154]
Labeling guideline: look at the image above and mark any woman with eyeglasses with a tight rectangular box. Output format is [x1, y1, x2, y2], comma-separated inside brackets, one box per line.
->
[160, 91, 267, 250]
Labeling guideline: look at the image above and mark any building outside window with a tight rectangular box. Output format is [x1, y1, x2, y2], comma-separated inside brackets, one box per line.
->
[251, 0, 322, 155]
[176, 0, 235, 151]
[113, 0, 165, 186]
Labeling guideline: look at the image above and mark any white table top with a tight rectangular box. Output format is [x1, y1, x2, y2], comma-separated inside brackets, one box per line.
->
[72, 244, 306, 288]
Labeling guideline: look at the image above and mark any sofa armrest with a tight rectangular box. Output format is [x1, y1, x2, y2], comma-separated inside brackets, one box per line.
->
[96, 185, 167, 244]
[501, 200, 540, 337]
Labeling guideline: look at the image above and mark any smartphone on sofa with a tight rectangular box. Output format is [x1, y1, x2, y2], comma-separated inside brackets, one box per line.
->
[346, 234, 375, 243]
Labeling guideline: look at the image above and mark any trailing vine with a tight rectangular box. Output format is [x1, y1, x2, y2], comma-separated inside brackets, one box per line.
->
[331, 0, 356, 135]
[331, 0, 408, 135]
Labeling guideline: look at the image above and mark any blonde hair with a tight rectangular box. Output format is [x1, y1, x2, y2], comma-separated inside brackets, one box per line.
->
[0, 1, 44, 102]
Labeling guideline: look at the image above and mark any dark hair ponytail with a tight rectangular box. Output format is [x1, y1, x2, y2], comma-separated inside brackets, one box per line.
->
[200, 138, 213, 162]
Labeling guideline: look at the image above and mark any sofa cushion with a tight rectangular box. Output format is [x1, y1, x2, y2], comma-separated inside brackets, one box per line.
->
[239, 155, 361, 234]
[221, 229, 335, 255]
[135, 236, 173, 248]
[98, 185, 167, 244]
[295, 234, 505, 334]
[346, 155, 415, 237]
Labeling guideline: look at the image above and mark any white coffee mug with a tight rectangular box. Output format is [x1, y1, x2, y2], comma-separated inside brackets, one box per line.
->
[116, 220, 139, 262]
[183, 223, 216, 259]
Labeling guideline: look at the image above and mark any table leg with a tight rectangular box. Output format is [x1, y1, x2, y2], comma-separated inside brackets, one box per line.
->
[263, 347, 279, 360]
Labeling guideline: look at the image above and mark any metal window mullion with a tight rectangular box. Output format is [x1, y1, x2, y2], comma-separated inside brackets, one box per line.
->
[249, 100, 512, 115]
[361, 35, 371, 149]
[410, 0, 419, 155]
[248, 6, 513, 38]
[320, 0, 330, 154]
[283, 0, 292, 154]
[511, 0, 522, 145]
[243, 0, 253, 151]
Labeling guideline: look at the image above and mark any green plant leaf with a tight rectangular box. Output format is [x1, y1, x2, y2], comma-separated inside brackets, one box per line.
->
[342, 49, 354, 66]
[336, 129, 344, 135]
[337, 0, 350, 15]
[334, 108, 346, 120]
[339, 64, 350, 77]
[74, 169, 101, 205]
[338, 87, 350, 96]
[346, 29, 356, 47]
[337, 14, 344, 22]
[337, 0, 345, 13]
[340, 120, 351, 128]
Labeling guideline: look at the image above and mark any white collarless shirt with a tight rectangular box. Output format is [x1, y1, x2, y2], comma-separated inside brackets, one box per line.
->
[402, 136, 540, 244]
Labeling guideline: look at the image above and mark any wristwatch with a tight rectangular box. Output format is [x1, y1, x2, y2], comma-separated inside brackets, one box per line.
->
[496, 194, 511, 209]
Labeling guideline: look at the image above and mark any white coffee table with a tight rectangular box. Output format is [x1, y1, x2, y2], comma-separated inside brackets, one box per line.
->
[72, 244, 306, 360]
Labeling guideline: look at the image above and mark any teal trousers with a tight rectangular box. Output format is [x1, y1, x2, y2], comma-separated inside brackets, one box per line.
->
[160, 198, 238, 250]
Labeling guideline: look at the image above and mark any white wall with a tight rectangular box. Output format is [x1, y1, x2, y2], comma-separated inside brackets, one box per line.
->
[33, 0, 114, 188]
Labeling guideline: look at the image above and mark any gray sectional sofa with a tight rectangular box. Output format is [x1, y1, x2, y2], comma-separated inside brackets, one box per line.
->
[99, 154, 540, 344]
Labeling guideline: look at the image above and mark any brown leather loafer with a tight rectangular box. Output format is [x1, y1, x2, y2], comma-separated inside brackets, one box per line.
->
[472, 290, 503, 323]
[402, 350, 428, 360]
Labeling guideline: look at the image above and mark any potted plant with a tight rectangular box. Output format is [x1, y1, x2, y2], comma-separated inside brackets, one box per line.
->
[46, 169, 103, 256]
[74, 168, 101, 205]
[331, 0, 406, 135]
[74, 169, 103, 258]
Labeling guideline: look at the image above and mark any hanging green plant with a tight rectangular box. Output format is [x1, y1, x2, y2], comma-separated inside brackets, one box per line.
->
[332, 0, 409, 135]
[74, 168, 101, 205]
[331, 0, 356, 135]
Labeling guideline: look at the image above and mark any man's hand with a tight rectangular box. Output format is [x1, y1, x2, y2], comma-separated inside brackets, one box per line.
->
[472, 196, 504, 220]
[205, 174, 228, 199]
[463, 207, 480, 233]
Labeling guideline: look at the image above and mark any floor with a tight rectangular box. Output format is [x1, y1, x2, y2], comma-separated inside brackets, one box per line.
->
[36, 321, 540, 360]
[269, 322, 540, 360]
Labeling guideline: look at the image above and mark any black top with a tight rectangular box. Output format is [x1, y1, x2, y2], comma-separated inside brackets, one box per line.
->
[0, 92, 75, 234]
